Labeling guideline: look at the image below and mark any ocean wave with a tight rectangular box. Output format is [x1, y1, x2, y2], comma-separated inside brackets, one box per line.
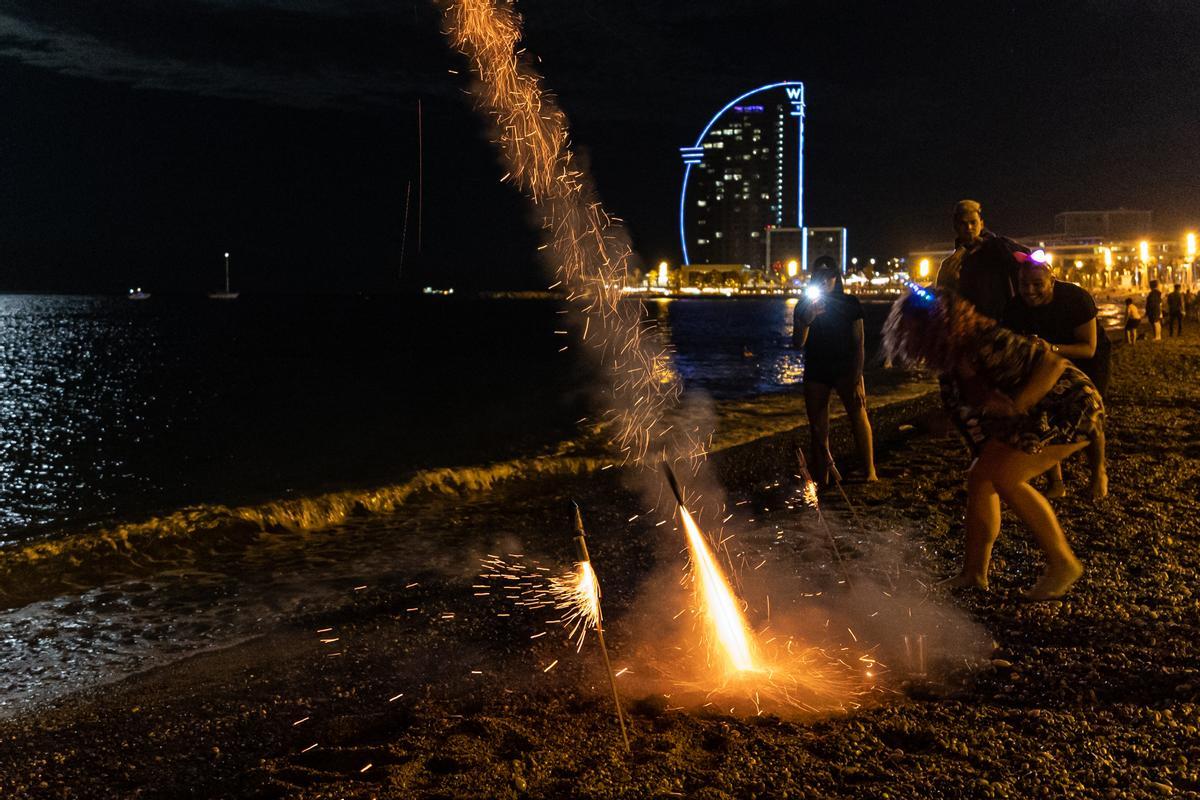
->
[0, 454, 607, 607]
[0, 377, 939, 608]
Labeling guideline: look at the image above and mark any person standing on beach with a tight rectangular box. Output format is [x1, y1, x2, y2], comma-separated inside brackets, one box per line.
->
[1125, 297, 1142, 344]
[935, 199, 1029, 321]
[884, 287, 1104, 600]
[1146, 280, 1163, 340]
[1002, 254, 1109, 499]
[793, 264, 878, 486]
[1166, 284, 1185, 336]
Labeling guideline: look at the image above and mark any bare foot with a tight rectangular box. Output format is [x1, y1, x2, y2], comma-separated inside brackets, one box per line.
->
[1024, 558, 1083, 601]
[1045, 480, 1066, 499]
[1090, 469, 1108, 500]
[940, 572, 988, 591]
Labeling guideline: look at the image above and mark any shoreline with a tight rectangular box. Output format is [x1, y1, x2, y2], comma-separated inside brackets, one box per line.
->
[2, 329, 1197, 798]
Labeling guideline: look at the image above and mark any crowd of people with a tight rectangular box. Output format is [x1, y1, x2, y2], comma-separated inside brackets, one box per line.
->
[792, 198, 1124, 601]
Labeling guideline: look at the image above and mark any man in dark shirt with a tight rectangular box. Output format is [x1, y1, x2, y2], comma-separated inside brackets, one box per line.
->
[1001, 258, 1109, 499]
[935, 199, 1029, 320]
[1166, 283, 1185, 336]
[1146, 280, 1163, 340]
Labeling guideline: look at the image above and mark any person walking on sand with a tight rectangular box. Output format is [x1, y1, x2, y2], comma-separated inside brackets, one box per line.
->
[1146, 280, 1163, 340]
[1166, 284, 1185, 337]
[1001, 252, 1109, 499]
[884, 286, 1104, 600]
[793, 264, 878, 486]
[935, 199, 1029, 321]
[1124, 297, 1142, 344]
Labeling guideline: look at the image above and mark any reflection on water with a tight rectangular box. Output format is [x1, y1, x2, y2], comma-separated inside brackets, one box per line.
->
[648, 297, 892, 400]
[0, 294, 594, 541]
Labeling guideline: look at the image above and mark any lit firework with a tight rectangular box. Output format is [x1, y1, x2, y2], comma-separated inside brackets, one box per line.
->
[547, 558, 601, 653]
[662, 463, 872, 713]
[478, 554, 598, 652]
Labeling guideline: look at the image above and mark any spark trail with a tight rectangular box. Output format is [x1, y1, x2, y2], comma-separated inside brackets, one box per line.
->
[440, 0, 705, 470]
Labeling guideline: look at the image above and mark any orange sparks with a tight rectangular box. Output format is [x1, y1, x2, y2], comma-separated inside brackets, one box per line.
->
[677, 505, 758, 674]
[441, 0, 704, 469]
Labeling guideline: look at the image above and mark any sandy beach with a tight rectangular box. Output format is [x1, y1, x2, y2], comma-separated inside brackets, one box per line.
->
[2, 326, 1198, 800]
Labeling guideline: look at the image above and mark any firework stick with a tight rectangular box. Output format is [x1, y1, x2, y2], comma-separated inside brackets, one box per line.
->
[661, 461, 685, 507]
[795, 445, 854, 588]
[572, 504, 630, 752]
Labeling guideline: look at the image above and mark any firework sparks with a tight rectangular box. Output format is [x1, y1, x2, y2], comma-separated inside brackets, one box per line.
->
[677, 502, 758, 674]
[660, 463, 874, 712]
[440, 0, 705, 470]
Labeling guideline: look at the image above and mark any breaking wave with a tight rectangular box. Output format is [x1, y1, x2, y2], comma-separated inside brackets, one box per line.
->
[0, 454, 607, 608]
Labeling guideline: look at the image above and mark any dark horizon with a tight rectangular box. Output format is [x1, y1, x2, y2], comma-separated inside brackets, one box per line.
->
[2, 1, 1198, 294]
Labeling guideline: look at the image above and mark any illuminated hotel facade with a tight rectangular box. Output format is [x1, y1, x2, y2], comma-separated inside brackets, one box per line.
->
[680, 82, 805, 271]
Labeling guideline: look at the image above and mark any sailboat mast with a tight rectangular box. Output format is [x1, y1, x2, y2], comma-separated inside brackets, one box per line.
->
[224, 252, 230, 293]
[417, 98, 423, 254]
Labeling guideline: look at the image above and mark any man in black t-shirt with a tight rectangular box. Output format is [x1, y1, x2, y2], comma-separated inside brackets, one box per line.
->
[1001, 261, 1109, 499]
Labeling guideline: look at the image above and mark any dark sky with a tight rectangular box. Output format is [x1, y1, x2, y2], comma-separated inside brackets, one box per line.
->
[1, 1, 1198, 293]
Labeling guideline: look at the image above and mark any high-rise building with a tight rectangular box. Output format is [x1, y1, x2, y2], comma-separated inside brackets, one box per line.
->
[680, 82, 804, 269]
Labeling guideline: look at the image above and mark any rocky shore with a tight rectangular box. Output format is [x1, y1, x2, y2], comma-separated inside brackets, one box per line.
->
[1, 328, 1198, 799]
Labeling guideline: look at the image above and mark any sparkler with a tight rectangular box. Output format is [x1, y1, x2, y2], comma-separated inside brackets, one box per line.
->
[571, 503, 630, 752]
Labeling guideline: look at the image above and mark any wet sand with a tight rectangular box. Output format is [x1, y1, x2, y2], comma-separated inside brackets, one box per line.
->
[2, 328, 1199, 799]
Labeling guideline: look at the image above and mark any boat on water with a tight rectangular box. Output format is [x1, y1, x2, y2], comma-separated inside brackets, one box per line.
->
[127, 288, 150, 301]
[208, 252, 239, 300]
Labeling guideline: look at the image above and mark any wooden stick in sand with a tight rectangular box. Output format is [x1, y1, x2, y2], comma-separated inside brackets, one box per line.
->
[572, 503, 630, 752]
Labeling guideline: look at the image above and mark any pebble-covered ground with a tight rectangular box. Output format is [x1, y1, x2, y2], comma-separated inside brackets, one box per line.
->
[1, 328, 1198, 799]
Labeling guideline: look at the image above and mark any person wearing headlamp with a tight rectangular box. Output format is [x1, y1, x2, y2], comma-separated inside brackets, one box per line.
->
[793, 264, 877, 486]
[1001, 251, 1110, 499]
[884, 286, 1104, 601]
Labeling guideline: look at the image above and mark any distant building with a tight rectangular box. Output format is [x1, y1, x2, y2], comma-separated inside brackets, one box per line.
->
[804, 227, 848, 274]
[680, 82, 805, 269]
[1055, 209, 1152, 239]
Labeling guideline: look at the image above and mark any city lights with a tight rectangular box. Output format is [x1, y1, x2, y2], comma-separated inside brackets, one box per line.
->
[1139, 240, 1150, 263]
[1186, 232, 1197, 261]
[658, 261, 669, 287]
[917, 258, 930, 278]
[786, 259, 799, 277]
[1102, 247, 1113, 270]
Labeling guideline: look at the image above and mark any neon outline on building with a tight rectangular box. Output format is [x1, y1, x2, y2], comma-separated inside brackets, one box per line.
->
[679, 81, 805, 268]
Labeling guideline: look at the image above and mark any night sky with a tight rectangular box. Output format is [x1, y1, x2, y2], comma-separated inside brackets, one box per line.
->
[2, 1, 1198, 293]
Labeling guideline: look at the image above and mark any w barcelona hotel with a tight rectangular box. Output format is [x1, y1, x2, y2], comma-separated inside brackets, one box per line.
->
[677, 81, 845, 290]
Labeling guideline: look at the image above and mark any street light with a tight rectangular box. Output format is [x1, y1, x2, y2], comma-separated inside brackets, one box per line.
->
[1186, 232, 1197, 261]
[786, 259, 799, 278]
[657, 261, 669, 287]
[918, 258, 931, 278]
